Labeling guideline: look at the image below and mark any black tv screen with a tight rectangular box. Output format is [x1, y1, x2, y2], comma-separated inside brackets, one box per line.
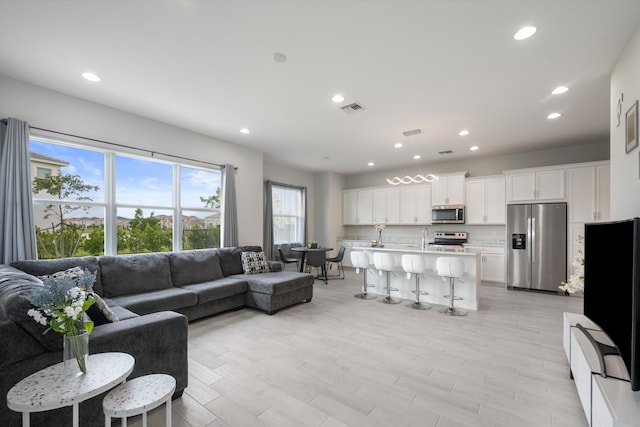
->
[584, 218, 640, 391]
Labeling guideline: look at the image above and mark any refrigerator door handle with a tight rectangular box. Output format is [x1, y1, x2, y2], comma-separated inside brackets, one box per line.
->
[530, 217, 536, 263]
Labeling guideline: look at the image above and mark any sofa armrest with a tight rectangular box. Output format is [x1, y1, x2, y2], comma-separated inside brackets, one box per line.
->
[89, 311, 188, 392]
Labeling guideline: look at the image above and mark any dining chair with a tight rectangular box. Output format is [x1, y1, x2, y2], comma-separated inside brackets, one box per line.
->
[326, 246, 345, 279]
[305, 250, 328, 284]
[278, 248, 298, 270]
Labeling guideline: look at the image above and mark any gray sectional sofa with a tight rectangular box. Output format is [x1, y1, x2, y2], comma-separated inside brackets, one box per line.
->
[0, 245, 314, 427]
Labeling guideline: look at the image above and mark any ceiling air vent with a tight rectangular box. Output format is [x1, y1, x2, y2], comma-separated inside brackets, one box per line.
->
[439, 150, 454, 155]
[341, 102, 366, 113]
[402, 129, 422, 137]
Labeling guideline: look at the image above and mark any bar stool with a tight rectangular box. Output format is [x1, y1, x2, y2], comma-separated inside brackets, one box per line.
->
[436, 257, 467, 316]
[351, 251, 376, 299]
[373, 252, 401, 304]
[401, 254, 431, 310]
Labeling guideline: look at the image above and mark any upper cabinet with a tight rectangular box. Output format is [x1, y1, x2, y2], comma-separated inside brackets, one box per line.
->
[431, 172, 466, 205]
[465, 176, 506, 224]
[399, 184, 432, 225]
[567, 162, 610, 223]
[372, 188, 400, 224]
[504, 167, 565, 202]
[343, 189, 373, 225]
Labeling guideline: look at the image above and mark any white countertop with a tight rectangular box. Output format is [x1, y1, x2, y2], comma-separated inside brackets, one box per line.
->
[363, 245, 480, 256]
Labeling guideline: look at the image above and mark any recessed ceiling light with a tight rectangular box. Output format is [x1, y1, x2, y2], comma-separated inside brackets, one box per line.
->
[273, 52, 287, 63]
[458, 130, 470, 136]
[332, 94, 344, 103]
[82, 72, 100, 82]
[413, 155, 421, 160]
[367, 162, 375, 166]
[240, 128, 250, 134]
[552, 86, 569, 95]
[514, 26, 537, 41]
[394, 142, 403, 148]
[547, 112, 562, 120]
[470, 145, 479, 151]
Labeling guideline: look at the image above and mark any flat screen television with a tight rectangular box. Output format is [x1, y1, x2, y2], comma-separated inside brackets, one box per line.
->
[584, 218, 640, 391]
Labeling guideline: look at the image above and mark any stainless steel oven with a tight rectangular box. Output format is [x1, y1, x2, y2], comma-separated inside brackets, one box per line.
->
[431, 205, 465, 224]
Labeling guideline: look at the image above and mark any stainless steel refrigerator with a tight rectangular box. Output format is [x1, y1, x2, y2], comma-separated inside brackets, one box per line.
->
[507, 203, 567, 292]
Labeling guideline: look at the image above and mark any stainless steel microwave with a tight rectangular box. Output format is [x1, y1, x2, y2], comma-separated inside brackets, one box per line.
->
[431, 205, 465, 224]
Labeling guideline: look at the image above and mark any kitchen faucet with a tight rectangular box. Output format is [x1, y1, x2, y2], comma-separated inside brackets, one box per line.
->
[421, 227, 429, 250]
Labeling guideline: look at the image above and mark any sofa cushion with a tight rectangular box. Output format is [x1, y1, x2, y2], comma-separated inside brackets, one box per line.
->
[168, 249, 223, 286]
[180, 277, 248, 304]
[110, 288, 198, 315]
[230, 271, 314, 295]
[99, 253, 173, 298]
[0, 265, 62, 351]
[241, 251, 271, 274]
[218, 246, 263, 276]
[86, 292, 119, 326]
[11, 256, 103, 296]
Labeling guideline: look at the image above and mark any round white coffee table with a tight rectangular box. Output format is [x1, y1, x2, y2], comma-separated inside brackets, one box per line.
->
[103, 374, 176, 427]
[7, 352, 135, 427]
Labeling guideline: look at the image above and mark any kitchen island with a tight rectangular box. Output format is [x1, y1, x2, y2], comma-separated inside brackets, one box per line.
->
[360, 246, 481, 311]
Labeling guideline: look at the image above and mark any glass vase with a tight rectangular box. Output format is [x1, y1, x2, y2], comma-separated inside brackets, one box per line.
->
[63, 331, 89, 377]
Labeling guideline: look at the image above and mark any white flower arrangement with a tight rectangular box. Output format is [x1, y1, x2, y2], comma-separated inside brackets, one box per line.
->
[374, 223, 386, 232]
[26, 268, 97, 373]
[560, 235, 584, 294]
[26, 268, 96, 335]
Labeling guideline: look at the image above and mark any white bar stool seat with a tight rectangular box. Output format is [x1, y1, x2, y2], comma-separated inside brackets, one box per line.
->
[103, 374, 176, 427]
[351, 251, 377, 300]
[373, 252, 401, 304]
[436, 257, 467, 316]
[401, 254, 431, 310]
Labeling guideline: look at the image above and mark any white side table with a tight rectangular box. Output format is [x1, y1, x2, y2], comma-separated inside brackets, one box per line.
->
[103, 374, 176, 427]
[7, 352, 135, 427]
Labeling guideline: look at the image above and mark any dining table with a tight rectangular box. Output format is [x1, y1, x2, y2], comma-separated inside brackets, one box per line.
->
[291, 246, 334, 273]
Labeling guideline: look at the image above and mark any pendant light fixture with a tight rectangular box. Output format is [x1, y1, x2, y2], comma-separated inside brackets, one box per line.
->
[386, 129, 439, 185]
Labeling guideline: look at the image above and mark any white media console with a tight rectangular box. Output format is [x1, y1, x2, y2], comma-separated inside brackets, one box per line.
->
[563, 312, 640, 426]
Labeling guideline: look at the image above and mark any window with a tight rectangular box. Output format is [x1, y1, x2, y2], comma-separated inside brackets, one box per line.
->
[271, 184, 305, 244]
[30, 138, 221, 258]
[36, 167, 51, 178]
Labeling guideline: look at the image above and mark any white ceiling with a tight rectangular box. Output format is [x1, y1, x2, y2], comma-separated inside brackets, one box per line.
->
[1, 0, 640, 174]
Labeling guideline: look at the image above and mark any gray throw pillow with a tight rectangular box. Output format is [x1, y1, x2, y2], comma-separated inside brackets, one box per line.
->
[241, 251, 271, 274]
[86, 292, 119, 326]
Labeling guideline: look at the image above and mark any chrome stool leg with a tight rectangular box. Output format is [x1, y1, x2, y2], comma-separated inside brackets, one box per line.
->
[408, 273, 431, 310]
[378, 270, 401, 304]
[439, 276, 467, 316]
[354, 269, 377, 300]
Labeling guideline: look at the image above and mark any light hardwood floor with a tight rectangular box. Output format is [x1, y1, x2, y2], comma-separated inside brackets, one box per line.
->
[129, 270, 586, 427]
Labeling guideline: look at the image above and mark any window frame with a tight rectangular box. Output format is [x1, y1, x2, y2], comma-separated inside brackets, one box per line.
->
[271, 183, 306, 245]
[30, 136, 222, 257]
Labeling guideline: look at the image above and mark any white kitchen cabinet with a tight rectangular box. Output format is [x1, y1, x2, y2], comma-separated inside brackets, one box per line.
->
[373, 187, 400, 224]
[567, 162, 610, 223]
[342, 189, 373, 225]
[505, 168, 565, 202]
[399, 184, 432, 224]
[431, 172, 466, 206]
[465, 176, 505, 224]
[465, 245, 505, 284]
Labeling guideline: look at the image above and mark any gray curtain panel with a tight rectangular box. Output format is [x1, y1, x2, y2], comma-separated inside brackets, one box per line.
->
[221, 164, 238, 247]
[0, 118, 38, 263]
[263, 180, 274, 260]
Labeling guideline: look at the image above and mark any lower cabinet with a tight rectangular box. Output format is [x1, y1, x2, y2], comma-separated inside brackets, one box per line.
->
[465, 245, 505, 285]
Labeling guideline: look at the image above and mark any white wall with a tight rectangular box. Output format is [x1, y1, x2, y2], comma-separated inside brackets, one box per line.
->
[313, 172, 345, 251]
[610, 24, 640, 220]
[0, 76, 264, 246]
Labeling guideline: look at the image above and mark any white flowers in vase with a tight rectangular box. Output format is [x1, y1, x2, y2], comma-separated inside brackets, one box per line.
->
[374, 223, 385, 232]
[560, 235, 584, 294]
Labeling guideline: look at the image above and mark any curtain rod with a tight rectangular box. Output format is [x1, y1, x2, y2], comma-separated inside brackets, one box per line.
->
[25, 124, 237, 171]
